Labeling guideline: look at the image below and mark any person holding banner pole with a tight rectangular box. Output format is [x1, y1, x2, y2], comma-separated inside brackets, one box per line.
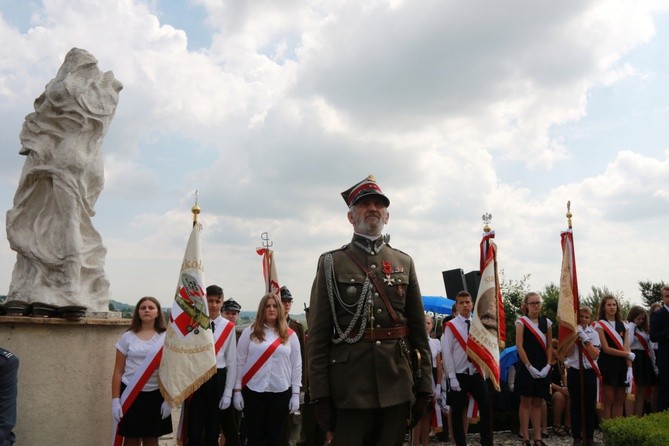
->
[565, 306, 600, 446]
[595, 295, 633, 420]
[111, 297, 172, 446]
[185, 285, 238, 446]
[233, 293, 302, 446]
[515, 292, 552, 446]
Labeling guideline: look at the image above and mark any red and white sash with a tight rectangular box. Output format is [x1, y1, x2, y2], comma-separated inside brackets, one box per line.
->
[519, 316, 546, 350]
[242, 328, 294, 387]
[634, 330, 654, 361]
[112, 332, 165, 446]
[596, 320, 625, 350]
[446, 321, 481, 375]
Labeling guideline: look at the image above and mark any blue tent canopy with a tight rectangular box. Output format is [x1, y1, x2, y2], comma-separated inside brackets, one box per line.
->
[421, 295, 455, 316]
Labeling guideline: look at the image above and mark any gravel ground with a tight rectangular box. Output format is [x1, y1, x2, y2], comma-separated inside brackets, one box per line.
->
[157, 408, 603, 445]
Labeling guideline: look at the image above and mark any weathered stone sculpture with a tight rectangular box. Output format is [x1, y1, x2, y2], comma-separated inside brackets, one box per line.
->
[6, 48, 122, 312]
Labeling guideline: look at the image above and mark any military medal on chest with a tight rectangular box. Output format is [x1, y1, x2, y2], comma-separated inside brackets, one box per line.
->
[382, 261, 395, 285]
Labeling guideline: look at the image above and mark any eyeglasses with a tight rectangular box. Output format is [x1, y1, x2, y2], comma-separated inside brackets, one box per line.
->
[527, 301, 542, 305]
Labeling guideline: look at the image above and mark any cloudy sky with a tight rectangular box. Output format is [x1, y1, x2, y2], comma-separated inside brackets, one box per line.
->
[1, 0, 668, 313]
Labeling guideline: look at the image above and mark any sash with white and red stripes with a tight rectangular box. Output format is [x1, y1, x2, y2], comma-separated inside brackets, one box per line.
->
[176, 319, 236, 444]
[446, 321, 482, 375]
[445, 321, 480, 423]
[596, 320, 625, 350]
[242, 328, 295, 387]
[112, 332, 165, 446]
[519, 316, 547, 351]
[634, 330, 653, 360]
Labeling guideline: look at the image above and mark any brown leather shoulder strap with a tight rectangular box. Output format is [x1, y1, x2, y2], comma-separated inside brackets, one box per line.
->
[343, 248, 399, 325]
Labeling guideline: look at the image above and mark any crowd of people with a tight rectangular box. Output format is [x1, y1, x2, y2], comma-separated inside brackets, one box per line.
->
[105, 175, 669, 446]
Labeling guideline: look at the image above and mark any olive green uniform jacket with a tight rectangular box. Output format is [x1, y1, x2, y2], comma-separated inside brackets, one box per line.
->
[307, 235, 432, 409]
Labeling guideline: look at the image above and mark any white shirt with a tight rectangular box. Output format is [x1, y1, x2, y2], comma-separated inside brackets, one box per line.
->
[212, 315, 238, 397]
[564, 325, 600, 370]
[116, 331, 164, 391]
[235, 324, 302, 393]
[429, 338, 440, 366]
[441, 315, 477, 377]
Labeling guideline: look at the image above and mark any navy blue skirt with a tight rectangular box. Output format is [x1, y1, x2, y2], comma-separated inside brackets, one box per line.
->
[118, 383, 173, 438]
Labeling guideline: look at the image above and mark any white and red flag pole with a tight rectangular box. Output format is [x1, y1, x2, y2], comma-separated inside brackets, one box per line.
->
[467, 213, 505, 391]
[557, 201, 579, 361]
[158, 197, 216, 407]
[256, 231, 281, 295]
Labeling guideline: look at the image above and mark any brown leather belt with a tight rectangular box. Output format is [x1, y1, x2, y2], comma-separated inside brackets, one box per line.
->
[353, 325, 409, 341]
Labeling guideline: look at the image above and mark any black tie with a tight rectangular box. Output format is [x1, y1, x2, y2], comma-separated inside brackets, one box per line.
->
[465, 320, 470, 334]
[211, 321, 215, 331]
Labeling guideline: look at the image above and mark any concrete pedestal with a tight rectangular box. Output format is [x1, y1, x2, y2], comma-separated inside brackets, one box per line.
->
[0, 316, 129, 445]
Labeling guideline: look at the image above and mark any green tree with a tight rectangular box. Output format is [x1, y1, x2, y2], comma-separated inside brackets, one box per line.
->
[638, 280, 666, 307]
[500, 271, 532, 347]
[540, 283, 560, 336]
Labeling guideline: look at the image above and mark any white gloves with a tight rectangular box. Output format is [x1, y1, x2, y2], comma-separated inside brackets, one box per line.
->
[449, 377, 461, 392]
[111, 398, 123, 423]
[539, 364, 551, 378]
[577, 326, 589, 343]
[160, 401, 172, 419]
[289, 393, 300, 413]
[627, 352, 636, 362]
[219, 395, 231, 410]
[625, 367, 634, 385]
[233, 392, 244, 411]
[433, 384, 442, 400]
[527, 365, 542, 379]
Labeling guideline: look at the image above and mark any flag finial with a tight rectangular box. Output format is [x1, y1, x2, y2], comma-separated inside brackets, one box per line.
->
[261, 231, 273, 248]
[566, 201, 572, 229]
[482, 212, 492, 233]
[192, 191, 201, 225]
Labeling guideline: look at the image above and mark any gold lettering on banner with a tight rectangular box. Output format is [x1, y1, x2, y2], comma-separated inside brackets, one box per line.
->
[181, 259, 204, 271]
[164, 337, 214, 354]
[483, 276, 495, 283]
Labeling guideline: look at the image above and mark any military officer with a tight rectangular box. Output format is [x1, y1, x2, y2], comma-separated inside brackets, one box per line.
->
[307, 175, 432, 446]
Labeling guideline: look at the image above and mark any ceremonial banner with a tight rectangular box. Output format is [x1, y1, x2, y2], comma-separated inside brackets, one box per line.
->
[467, 230, 505, 391]
[256, 247, 280, 295]
[159, 222, 216, 406]
[557, 229, 579, 361]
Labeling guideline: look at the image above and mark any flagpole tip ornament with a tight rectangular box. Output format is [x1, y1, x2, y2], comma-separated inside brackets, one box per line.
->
[192, 190, 200, 224]
[482, 212, 492, 233]
[341, 174, 390, 208]
[566, 201, 572, 229]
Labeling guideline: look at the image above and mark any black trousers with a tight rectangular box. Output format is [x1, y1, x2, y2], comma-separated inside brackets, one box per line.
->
[242, 387, 291, 446]
[447, 373, 493, 446]
[567, 367, 597, 442]
[220, 405, 241, 446]
[332, 403, 408, 446]
[188, 368, 227, 446]
[658, 366, 669, 412]
[0, 348, 18, 446]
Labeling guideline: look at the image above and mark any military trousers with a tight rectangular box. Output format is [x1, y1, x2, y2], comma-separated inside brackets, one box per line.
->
[0, 348, 18, 446]
[332, 403, 408, 446]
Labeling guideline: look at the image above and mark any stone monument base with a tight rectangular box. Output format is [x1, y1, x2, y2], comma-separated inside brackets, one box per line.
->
[0, 315, 129, 445]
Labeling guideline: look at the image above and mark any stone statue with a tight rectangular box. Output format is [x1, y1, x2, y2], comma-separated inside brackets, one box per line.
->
[5, 48, 122, 312]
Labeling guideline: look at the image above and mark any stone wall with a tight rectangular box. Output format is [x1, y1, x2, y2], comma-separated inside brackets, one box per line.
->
[0, 316, 128, 445]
